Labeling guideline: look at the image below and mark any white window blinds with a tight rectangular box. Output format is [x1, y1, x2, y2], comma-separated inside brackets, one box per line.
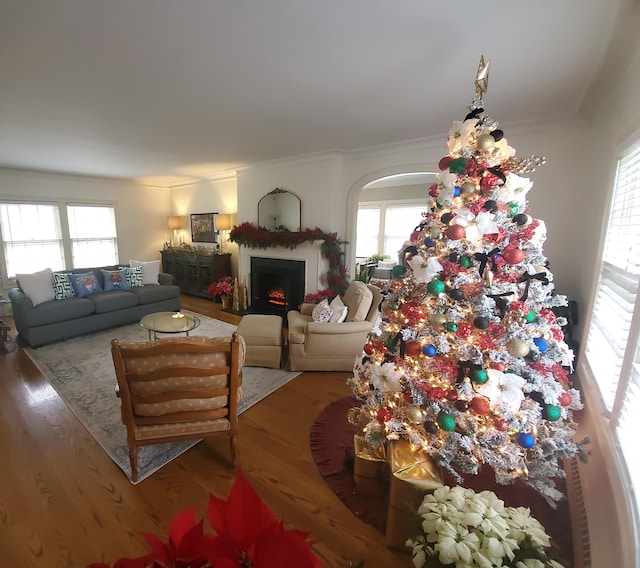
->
[67, 204, 118, 268]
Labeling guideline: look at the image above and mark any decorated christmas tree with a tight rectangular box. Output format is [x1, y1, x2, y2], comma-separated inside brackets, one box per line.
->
[348, 57, 583, 502]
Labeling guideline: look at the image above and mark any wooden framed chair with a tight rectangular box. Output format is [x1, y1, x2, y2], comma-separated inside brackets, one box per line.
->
[111, 332, 245, 481]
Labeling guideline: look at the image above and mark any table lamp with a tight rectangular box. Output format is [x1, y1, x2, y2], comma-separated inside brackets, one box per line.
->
[217, 213, 232, 253]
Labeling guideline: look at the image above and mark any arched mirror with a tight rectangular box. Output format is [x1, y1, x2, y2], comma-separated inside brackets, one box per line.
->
[258, 188, 301, 231]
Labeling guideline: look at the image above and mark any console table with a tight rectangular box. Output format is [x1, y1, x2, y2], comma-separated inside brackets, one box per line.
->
[160, 251, 232, 298]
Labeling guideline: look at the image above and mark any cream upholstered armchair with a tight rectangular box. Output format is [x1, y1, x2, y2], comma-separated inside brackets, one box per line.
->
[287, 281, 383, 371]
[111, 333, 245, 481]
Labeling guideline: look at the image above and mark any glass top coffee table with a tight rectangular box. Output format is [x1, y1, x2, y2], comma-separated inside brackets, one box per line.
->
[140, 311, 200, 340]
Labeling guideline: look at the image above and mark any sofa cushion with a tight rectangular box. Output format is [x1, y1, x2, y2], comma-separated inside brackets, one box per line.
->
[130, 260, 160, 285]
[23, 297, 96, 327]
[17, 268, 56, 306]
[52, 272, 77, 300]
[343, 281, 374, 322]
[69, 271, 103, 298]
[131, 283, 180, 305]
[101, 268, 130, 291]
[91, 290, 139, 313]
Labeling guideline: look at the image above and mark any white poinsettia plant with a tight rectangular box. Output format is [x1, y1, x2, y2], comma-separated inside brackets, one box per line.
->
[406, 486, 565, 568]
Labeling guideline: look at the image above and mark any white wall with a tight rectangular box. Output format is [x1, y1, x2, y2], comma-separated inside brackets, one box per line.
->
[0, 168, 171, 282]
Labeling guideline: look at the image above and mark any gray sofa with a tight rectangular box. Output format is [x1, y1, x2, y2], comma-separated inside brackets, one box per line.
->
[9, 265, 181, 347]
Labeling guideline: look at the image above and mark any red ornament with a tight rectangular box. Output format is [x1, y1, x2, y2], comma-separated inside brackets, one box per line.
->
[363, 343, 375, 356]
[489, 362, 505, 371]
[428, 183, 439, 197]
[494, 417, 508, 431]
[438, 156, 452, 170]
[404, 341, 422, 357]
[376, 408, 392, 422]
[503, 248, 525, 264]
[410, 230, 420, 241]
[446, 225, 466, 240]
[559, 392, 573, 406]
[469, 397, 491, 415]
[446, 390, 459, 401]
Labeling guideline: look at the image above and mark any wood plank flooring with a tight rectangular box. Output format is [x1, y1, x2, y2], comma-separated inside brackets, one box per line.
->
[0, 296, 409, 567]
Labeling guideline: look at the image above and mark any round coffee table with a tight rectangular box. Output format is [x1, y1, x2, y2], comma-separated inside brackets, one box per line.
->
[140, 311, 200, 340]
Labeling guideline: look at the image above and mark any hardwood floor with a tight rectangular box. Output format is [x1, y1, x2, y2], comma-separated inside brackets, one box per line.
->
[0, 296, 410, 567]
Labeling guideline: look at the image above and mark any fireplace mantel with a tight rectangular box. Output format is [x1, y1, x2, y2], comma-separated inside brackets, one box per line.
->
[239, 240, 328, 297]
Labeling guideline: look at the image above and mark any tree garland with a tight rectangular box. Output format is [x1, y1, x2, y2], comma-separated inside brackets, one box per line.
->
[230, 222, 349, 295]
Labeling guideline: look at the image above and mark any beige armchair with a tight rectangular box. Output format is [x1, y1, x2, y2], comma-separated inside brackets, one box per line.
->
[287, 281, 384, 371]
[111, 333, 245, 481]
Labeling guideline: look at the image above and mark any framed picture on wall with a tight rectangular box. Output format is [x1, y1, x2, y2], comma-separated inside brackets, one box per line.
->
[190, 212, 218, 243]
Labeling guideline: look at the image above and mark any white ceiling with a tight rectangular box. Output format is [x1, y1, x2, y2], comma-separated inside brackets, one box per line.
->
[0, 0, 632, 187]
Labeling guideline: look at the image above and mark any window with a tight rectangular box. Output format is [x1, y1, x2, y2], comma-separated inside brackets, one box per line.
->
[0, 202, 65, 277]
[583, 132, 640, 528]
[356, 201, 425, 259]
[67, 204, 118, 267]
[0, 201, 119, 279]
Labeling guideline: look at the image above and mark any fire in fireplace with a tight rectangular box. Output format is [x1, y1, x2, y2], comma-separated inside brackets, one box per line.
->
[250, 257, 305, 315]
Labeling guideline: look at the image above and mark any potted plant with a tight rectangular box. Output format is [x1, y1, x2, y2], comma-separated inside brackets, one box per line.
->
[208, 276, 234, 309]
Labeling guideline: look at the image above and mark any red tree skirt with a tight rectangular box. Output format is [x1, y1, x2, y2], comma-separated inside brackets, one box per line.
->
[309, 396, 573, 566]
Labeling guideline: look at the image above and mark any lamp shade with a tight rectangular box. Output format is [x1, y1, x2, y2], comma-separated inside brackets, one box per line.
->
[167, 216, 182, 230]
[217, 214, 232, 231]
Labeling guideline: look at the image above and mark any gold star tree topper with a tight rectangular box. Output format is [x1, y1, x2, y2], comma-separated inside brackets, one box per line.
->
[475, 55, 491, 100]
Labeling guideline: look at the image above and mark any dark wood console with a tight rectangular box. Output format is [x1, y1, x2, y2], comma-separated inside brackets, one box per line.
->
[160, 250, 232, 298]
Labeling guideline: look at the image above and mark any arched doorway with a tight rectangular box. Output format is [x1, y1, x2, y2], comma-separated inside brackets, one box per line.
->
[345, 167, 436, 278]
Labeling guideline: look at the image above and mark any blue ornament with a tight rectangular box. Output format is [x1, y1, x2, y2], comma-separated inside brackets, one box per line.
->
[422, 344, 437, 357]
[453, 186, 461, 197]
[533, 337, 549, 352]
[424, 238, 436, 247]
[516, 432, 535, 448]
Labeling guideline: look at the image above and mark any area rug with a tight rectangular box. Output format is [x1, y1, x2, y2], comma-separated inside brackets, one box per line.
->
[310, 396, 573, 567]
[25, 312, 300, 484]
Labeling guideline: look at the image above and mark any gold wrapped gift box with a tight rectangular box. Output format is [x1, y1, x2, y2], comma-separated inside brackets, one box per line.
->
[353, 434, 388, 497]
[385, 440, 444, 549]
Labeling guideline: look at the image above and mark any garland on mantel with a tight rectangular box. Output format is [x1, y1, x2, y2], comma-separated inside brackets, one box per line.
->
[230, 222, 349, 295]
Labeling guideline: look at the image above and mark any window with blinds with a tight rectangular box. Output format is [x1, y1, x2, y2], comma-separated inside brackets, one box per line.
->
[0, 202, 65, 277]
[67, 204, 118, 267]
[584, 132, 640, 523]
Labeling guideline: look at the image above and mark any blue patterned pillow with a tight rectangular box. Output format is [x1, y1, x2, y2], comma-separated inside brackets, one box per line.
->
[69, 271, 103, 298]
[101, 269, 130, 291]
[125, 265, 144, 288]
[52, 272, 76, 300]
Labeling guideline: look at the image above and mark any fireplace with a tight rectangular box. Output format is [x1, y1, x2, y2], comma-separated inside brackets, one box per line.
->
[250, 257, 305, 315]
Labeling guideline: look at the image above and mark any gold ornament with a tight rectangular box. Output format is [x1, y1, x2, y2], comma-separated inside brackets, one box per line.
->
[477, 134, 495, 151]
[406, 405, 425, 423]
[483, 269, 494, 286]
[347, 407, 361, 426]
[430, 228, 442, 238]
[430, 314, 447, 329]
[507, 338, 530, 358]
[461, 182, 476, 195]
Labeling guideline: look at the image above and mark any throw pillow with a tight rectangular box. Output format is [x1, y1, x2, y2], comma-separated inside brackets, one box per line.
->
[69, 271, 103, 298]
[124, 265, 144, 288]
[311, 298, 332, 323]
[101, 268, 130, 291]
[52, 272, 76, 300]
[17, 268, 55, 306]
[329, 295, 348, 323]
[130, 259, 160, 285]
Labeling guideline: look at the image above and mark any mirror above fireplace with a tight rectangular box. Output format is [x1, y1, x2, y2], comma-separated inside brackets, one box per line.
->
[257, 188, 301, 232]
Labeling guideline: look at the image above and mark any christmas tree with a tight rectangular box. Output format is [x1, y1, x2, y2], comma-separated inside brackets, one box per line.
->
[348, 58, 583, 502]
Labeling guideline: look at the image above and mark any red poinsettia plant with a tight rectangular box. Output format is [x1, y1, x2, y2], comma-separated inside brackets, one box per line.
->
[88, 471, 323, 568]
[208, 276, 235, 300]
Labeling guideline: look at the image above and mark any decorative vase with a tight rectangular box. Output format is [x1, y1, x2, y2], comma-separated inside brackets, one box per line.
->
[221, 296, 231, 310]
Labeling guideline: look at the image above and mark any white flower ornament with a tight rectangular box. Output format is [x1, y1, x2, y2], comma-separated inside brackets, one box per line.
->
[477, 369, 525, 412]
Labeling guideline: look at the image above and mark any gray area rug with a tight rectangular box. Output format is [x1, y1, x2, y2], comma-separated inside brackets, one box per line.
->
[25, 312, 300, 484]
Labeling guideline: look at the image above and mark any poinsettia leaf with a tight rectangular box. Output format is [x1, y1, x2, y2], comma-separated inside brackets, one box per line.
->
[140, 532, 171, 565]
[175, 519, 207, 560]
[206, 470, 278, 545]
[168, 507, 198, 548]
